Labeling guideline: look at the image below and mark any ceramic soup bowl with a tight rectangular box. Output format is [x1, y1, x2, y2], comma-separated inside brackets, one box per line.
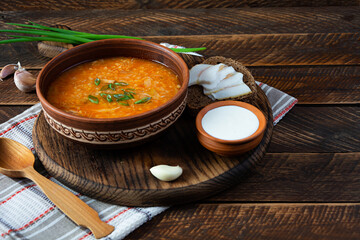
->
[37, 39, 189, 148]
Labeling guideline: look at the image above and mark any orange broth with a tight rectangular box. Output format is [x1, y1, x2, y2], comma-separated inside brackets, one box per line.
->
[46, 57, 181, 118]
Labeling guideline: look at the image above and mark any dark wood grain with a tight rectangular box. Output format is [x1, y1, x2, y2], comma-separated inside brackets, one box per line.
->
[147, 33, 360, 66]
[33, 87, 273, 206]
[126, 203, 360, 240]
[0, 32, 359, 67]
[0, 106, 31, 123]
[250, 66, 360, 104]
[0, 0, 358, 10]
[139, 0, 360, 9]
[209, 153, 360, 202]
[0, 7, 358, 68]
[270, 105, 360, 153]
[1, 7, 359, 36]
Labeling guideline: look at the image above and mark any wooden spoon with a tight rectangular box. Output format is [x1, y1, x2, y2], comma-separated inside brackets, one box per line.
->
[0, 138, 114, 239]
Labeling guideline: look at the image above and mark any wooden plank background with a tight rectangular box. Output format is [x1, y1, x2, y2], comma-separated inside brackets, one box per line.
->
[0, 0, 359, 10]
[126, 203, 360, 240]
[0, 1, 359, 239]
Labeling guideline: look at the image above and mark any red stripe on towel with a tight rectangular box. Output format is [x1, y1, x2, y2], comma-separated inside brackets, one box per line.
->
[0, 115, 38, 136]
[106, 207, 133, 223]
[273, 99, 298, 122]
[0, 184, 36, 206]
[1, 206, 56, 237]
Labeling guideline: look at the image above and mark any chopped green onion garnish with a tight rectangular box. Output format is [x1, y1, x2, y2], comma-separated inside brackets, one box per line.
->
[108, 83, 116, 90]
[100, 85, 109, 91]
[114, 82, 128, 86]
[88, 95, 99, 104]
[135, 97, 151, 104]
[99, 93, 107, 99]
[106, 94, 113, 102]
[94, 78, 100, 86]
[126, 88, 136, 94]
[113, 94, 124, 99]
[119, 102, 129, 106]
[122, 89, 135, 99]
[116, 95, 131, 101]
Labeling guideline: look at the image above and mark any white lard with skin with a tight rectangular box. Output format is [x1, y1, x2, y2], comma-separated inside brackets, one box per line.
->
[201, 105, 259, 141]
[189, 63, 252, 100]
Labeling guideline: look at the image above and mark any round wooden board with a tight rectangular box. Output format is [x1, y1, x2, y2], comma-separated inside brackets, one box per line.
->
[33, 85, 273, 206]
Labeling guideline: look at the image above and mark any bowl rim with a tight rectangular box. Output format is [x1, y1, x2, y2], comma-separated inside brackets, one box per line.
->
[195, 100, 267, 144]
[36, 39, 189, 123]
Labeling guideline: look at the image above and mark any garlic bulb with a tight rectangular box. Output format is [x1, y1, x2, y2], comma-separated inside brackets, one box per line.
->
[14, 62, 36, 92]
[0, 64, 17, 80]
[150, 165, 183, 182]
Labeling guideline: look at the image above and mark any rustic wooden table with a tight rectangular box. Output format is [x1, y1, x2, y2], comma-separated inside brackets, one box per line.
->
[0, 1, 359, 239]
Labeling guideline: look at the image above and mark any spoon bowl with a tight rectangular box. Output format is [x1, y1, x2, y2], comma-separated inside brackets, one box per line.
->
[0, 137, 114, 239]
[0, 138, 34, 178]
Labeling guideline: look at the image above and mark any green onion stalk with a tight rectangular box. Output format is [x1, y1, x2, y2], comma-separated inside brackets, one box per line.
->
[0, 22, 206, 53]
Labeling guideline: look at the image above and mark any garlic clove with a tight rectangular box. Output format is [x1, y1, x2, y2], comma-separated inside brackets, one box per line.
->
[14, 62, 36, 92]
[0, 64, 17, 80]
[150, 165, 183, 182]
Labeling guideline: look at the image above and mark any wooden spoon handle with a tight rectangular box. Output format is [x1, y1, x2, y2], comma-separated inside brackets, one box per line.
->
[24, 166, 114, 239]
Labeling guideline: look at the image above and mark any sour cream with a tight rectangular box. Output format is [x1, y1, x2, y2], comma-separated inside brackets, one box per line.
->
[201, 105, 259, 141]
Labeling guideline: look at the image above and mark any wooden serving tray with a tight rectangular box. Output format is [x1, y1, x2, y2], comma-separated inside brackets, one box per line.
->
[32, 86, 273, 206]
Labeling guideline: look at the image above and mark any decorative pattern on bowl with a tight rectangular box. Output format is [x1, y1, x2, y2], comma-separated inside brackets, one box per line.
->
[43, 99, 186, 145]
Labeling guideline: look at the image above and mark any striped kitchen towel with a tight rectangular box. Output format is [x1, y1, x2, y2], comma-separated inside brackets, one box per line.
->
[0, 83, 296, 240]
[257, 82, 298, 125]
